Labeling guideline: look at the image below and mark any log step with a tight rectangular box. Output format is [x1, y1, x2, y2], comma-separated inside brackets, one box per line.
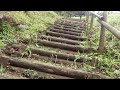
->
[4, 47, 84, 67]
[4, 50, 81, 67]
[53, 23, 84, 27]
[3, 56, 108, 79]
[55, 24, 84, 29]
[40, 35, 80, 45]
[49, 27, 84, 33]
[46, 31, 87, 41]
[8, 66, 73, 79]
[55, 20, 84, 25]
[9, 44, 90, 63]
[37, 39, 93, 53]
[55, 22, 85, 27]
[49, 28, 82, 36]
[53, 25, 84, 31]
[57, 18, 84, 22]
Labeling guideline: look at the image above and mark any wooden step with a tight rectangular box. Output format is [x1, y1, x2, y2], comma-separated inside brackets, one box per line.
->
[0, 56, 108, 79]
[49, 28, 82, 36]
[40, 35, 80, 45]
[11, 57, 109, 79]
[9, 44, 90, 62]
[46, 31, 87, 41]
[37, 39, 93, 53]
[53, 25, 84, 31]
[49, 27, 85, 33]
[8, 66, 73, 79]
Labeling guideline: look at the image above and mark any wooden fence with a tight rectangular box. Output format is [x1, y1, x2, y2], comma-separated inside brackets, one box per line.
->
[86, 11, 120, 53]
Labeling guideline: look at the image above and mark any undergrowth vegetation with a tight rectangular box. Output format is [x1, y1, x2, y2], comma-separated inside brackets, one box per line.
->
[74, 13, 120, 78]
[0, 11, 60, 48]
[0, 65, 6, 74]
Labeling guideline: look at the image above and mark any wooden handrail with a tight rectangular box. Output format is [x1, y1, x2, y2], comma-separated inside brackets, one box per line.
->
[87, 11, 120, 53]
[90, 11, 103, 19]
[98, 19, 120, 40]
[89, 11, 120, 40]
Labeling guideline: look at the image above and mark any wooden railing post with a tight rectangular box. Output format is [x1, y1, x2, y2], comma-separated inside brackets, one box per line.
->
[86, 11, 89, 23]
[90, 14, 94, 30]
[98, 19, 120, 40]
[98, 11, 107, 53]
[86, 11, 90, 30]
[80, 15, 82, 20]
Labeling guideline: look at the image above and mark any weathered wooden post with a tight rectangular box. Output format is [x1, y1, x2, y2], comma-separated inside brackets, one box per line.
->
[86, 11, 89, 23]
[86, 11, 90, 30]
[90, 14, 94, 30]
[97, 19, 120, 40]
[80, 15, 82, 20]
[98, 11, 107, 53]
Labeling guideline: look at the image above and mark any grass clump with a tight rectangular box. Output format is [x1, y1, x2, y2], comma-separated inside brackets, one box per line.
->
[0, 11, 60, 48]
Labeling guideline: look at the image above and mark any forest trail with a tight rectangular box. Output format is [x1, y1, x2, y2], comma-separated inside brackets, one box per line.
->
[0, 18, 109, 79]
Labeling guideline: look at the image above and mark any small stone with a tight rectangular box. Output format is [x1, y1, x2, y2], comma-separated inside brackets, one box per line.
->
[17, 24, 29, 29]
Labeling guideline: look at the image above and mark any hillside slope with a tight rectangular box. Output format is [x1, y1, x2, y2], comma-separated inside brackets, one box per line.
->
[0, 11, 60, 49]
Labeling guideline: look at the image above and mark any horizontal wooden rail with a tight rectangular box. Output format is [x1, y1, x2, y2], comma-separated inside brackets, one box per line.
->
[90, 11, 103, 19]
[98, 19, 120, 40]
[88, 11, 120, 53]
[90, 11, 120, 40]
